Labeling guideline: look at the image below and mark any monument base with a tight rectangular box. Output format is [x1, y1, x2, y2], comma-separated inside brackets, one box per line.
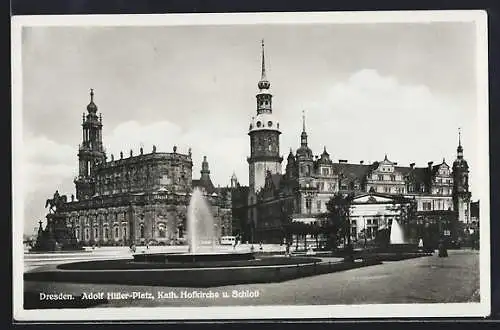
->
[31, 213, 84, 252]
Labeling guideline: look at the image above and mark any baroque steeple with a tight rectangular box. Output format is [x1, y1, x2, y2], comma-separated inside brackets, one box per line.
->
[301, 110, 308, 147]
[257, 39, 270, 91]
[75, 88, 106, 201]
[87, 88, 98, 114]
[296, 110, 313, 160]
[457, 127, 464, 158]
[255, 39, 273, 115]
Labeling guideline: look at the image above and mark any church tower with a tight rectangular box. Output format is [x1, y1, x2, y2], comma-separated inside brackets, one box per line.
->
[452, 128, 471, 223]
[74, 89, 106, 200]
[247, 40, 283, 194]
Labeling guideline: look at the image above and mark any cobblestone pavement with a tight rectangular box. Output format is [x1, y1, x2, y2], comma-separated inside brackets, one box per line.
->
[24, 249, 479, 307]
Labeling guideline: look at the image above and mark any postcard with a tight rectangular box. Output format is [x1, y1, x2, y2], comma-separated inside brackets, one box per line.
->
[12, 10, 490, 321]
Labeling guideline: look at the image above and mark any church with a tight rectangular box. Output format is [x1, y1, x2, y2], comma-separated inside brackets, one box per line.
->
[244, 41, 472, 246]
[47, 89, 233, 247]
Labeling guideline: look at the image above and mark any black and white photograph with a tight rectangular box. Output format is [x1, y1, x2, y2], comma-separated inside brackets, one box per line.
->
[12, 11, 490, 321]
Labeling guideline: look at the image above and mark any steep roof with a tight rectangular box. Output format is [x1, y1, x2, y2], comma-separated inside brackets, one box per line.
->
[192, 177, 215, 194]
[332, 163, 372, 181]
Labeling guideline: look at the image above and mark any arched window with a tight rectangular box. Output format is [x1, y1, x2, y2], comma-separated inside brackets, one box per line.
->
[94, 228, 98, 239]
[123, 226, 127, 239]
[114, 227, 119, 239]
[104, 227, 109, 239]
[159, 226, 166, 238]
[140, 224, 145, 238]
[85, 228, 89, 240]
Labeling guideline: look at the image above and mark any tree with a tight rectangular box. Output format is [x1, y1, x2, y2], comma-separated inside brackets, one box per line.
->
[325, 192, 355, 253]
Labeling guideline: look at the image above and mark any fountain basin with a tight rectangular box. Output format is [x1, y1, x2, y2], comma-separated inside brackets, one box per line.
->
[24, 256, 382, 288]
[133, 252, 255, 263]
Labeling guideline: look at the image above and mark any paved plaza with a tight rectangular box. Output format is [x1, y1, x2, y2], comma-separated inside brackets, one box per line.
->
[23, 249, 479, 307]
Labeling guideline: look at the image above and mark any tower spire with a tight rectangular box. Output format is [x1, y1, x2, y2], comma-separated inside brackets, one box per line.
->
[457, 127, 464, 157]
[90, 88, 94, 102]
[300, 110, 308, 147]
[261, 39, 266, 81]
[257, 39, 270, 90]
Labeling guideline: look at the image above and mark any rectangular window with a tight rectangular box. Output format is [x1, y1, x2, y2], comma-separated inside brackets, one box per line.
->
[378, 175, 383, 181]
[316, 201, 321, 213]
[367, 219, 372, 225]
[390, 175, 395, 181]
[306, 198, 312, 214]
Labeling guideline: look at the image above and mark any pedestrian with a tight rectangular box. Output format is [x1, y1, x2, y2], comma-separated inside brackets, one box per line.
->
[438, 239, 448, 258]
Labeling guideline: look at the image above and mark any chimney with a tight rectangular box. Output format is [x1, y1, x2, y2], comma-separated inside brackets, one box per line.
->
[428, 161, 433, 169]
[410, 163, 415, 169]
[360, 160, 364, 165]
[339, 159, 348, 163]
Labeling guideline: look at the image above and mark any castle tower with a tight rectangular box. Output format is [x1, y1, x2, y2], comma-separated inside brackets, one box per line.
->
[74, 89, 106, 200]
[295, 111, 315, 214]
[452, 128, 471, 223]
[296, 111, 314, 177]
[247, 40, 283, 194]
[200, 156, 211, 181]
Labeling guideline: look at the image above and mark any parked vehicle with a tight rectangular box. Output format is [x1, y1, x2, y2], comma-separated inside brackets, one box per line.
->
[220, 236, 237, 245]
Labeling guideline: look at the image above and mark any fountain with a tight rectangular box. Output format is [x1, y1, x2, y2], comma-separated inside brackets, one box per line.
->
[133, 188, 254, 262]
[386, 219, 418, 253]
[187, 188, 217, 254]
[390, 218, 406, 244]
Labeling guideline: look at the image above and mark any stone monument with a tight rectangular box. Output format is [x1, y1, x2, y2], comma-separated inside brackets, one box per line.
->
[31, 190, 83, 252]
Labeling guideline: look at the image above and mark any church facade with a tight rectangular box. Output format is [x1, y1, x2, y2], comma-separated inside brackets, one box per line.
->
[245, 42, 472, 245]
[53, 90, 232, 246]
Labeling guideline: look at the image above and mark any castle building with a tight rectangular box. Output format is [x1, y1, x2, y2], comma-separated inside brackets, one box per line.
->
[54, 90, 232, 246]
[244, 44, 471, 246]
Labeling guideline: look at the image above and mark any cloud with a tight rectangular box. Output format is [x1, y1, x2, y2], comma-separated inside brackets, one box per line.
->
[280, 69, 476, 191]
[103, 120, 249, 186]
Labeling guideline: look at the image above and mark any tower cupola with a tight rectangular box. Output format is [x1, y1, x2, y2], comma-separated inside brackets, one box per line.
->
[86, 88, 98, 114]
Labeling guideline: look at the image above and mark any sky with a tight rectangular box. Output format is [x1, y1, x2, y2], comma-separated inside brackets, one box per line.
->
[19, 21, 480, 235]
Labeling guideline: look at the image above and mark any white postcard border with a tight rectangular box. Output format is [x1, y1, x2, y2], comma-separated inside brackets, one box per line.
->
[12, 10, 490, 321]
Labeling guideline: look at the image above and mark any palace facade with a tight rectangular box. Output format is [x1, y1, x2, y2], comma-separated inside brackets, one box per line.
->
[53, 90, 233, 246]
[244, 42, 472, 245]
